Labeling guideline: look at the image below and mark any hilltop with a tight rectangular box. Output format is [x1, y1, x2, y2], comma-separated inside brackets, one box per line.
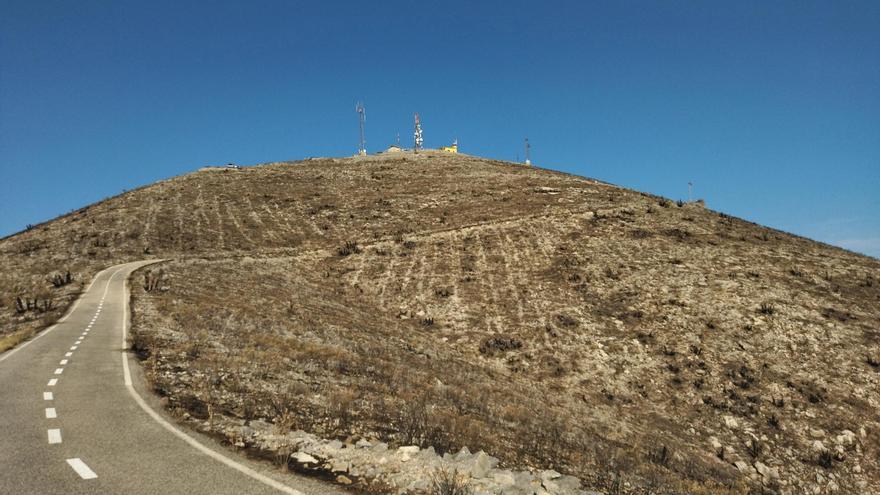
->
[2, 152, 878, 494]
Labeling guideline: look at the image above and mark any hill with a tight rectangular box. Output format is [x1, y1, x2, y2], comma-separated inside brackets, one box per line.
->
[2, 152, 878, 494]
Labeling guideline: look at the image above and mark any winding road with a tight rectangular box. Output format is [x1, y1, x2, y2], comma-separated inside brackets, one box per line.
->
[0, 261, 342, 494]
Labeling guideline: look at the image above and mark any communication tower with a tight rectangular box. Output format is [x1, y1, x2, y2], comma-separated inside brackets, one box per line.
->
[356, 102, 366, 156]
[414, 113, 424, 152]
[524, 137, 531, 165]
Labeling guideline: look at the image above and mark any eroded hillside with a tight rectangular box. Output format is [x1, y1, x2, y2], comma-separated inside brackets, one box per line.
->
[3, 152, 879, 494]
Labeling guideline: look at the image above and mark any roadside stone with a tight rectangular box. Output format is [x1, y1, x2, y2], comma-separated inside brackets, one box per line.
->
[457, 451, 499, 479]
[291, 451, 318, 464]
[809, 428, 826, 439]
[336, 475, 352, 485]
[491, 470, 516, 486]
[540, 470, 562, 482]
[356, 438, 373, 449]
[330, 460, 349, 473]
[542, 475, 581, 494]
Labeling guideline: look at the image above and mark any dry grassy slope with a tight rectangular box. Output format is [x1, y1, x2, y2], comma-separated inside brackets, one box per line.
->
[3, 152, 879, 494]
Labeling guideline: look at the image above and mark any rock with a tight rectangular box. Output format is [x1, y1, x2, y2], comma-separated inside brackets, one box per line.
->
[754, 461, 779, 484]
[330, 460, 349, 473]
[397, 445, 420, 455]
[835, 430, 855, 446]
[291, 452, 318, 464]
[828, 480, 839, 492]
[709, 436, 723, 452]
[458, 451, 499, 479]
[811, 440, 827, 452]
[809, 428, 826, 439]
[327, 439, 343, 450]
[355, 438, 373, 448]
[371, 442, 388, 452]
[540, 470, 562, 482]
[336, 475, 352, 485]
[454, 446, 472, 461]
[534, 187, 561, 194]
[734, 461, 753, 474]
[542, 475, 581, 494]
[491, 470, 517, 486]
[723, 416, 739, 429]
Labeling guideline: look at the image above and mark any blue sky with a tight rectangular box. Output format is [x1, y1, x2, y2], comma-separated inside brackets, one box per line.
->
[2, 1, 878, 257]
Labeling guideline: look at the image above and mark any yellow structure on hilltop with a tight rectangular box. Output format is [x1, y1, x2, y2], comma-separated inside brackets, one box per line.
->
[439, 139, 458, 153]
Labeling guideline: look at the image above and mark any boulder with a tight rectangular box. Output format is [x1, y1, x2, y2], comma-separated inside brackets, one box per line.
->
[542, 475, 581, 494]
[491, 470, 517, 486]
[457, 451, 499, 479]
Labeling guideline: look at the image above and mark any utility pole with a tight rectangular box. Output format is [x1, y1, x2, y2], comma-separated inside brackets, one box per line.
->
[356, 102, 366, 156]
[524, 137, 531, 165]
[414, 113, 423, 153]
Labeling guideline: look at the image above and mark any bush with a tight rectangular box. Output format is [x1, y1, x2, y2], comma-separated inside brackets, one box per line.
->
[479, 336, 523, 355]
[759, 302, 775, 315]
[337, 240, 361, 256]
[431, 468, 473, 495]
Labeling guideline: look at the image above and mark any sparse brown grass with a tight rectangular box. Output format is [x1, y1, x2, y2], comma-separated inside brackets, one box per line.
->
[3, 152, 879, 494]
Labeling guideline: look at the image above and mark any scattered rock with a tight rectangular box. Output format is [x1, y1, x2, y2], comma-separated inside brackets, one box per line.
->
[723, 415, 739, 429]
[291, 451, 318, 464]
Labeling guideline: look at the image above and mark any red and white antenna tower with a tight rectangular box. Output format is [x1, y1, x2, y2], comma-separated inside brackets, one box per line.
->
[414, 113, 423, 152]
[356, 102, 366, 156]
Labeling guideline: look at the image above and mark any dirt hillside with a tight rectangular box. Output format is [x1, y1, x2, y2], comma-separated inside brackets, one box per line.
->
[3, 152, 878, 494]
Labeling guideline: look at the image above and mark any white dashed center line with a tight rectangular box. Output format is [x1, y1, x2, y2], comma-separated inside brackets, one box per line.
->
[54, 368, 64, 375]
[43, 392, 53, 400]
[45, 408, 57, 419]
[65, 352, 73, 357]
[47, 379, 58, 387]
[48, 429, 62, 444]
[60, 359, 68, 365]
[66, 458, 97, 480]
[70, 346, 77, 350]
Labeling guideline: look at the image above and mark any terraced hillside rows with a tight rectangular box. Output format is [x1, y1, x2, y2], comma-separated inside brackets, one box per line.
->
[3, 152, 879, 494]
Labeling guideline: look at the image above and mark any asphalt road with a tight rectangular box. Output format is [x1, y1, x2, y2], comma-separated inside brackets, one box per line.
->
[0, 261, 343, 495]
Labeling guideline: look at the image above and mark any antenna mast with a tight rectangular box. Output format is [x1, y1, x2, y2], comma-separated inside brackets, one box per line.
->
[356, 102, 366, 156]
[414, 113, 423, 153]
[524, 137, 531, 165]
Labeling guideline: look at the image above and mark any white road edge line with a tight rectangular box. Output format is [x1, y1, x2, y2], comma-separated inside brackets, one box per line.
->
[48, 429, 62, 444]
[0, 267, 105, 364]
[119, 263, 303, 495]
[66, 458, 98, 480]
[46, 407, 57, 419]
